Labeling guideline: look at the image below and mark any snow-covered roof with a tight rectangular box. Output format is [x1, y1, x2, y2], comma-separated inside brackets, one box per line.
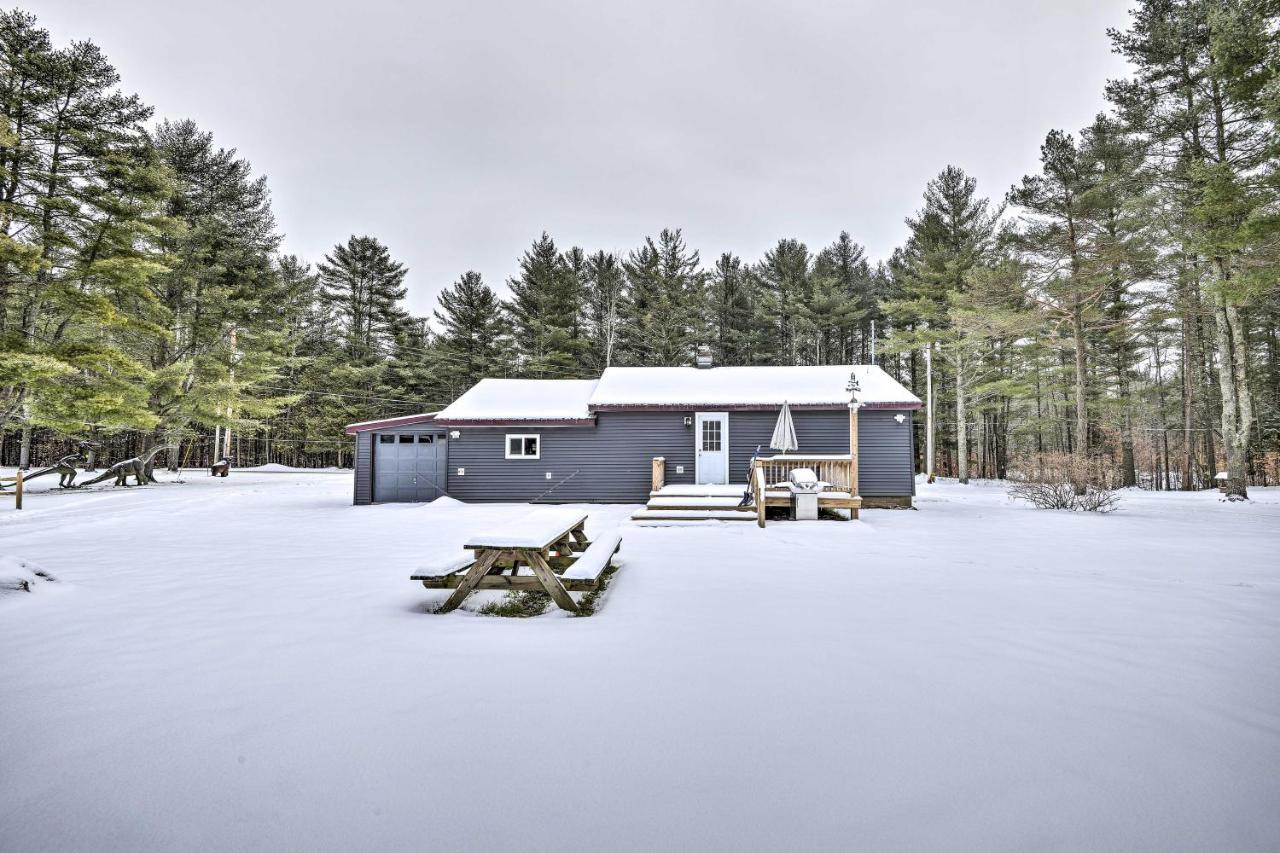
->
[434, 378, 599, 424]
[588, 365, 921, 409]
[344, 412, 439, 434]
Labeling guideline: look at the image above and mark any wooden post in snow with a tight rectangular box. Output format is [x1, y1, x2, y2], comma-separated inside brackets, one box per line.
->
[847, 370, 862, 518]
[848, 403, 860, 505]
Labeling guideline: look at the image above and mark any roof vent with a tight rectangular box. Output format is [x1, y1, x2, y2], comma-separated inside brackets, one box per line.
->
[694, 345, 714, 369]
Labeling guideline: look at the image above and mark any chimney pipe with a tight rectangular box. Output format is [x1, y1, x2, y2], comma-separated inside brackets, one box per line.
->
[694, 345, 713, 369]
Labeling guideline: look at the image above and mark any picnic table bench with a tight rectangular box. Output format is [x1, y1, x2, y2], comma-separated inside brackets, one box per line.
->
[411, 507, 621, 614]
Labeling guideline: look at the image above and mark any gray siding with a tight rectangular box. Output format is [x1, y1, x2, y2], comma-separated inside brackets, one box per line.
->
[857, 409, 916, 497]
[352, 426, 448, 505]
[447, 412, 695, 503]
[444, 408, 916, 503]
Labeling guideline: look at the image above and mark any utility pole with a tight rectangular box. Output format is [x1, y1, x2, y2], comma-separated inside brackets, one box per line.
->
[222, 327, 239, 460]
[925, 342, 935, 483]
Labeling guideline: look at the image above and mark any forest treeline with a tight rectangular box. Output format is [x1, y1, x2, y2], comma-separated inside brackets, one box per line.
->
[1, 2, 1278, 496]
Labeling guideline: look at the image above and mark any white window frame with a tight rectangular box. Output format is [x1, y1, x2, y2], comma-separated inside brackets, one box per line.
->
[504, 433, 541, 460]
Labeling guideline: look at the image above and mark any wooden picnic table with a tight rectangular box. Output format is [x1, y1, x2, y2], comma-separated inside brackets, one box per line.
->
[437, 507, 592, 613]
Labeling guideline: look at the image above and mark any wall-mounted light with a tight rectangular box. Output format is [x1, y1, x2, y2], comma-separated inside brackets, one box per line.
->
[448, 430, 461, 439]
[683, 416, 692, 427]
[894, 414, 906, 424]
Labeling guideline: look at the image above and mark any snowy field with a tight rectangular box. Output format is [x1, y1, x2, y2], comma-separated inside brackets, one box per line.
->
[1, 470, 1278, 852]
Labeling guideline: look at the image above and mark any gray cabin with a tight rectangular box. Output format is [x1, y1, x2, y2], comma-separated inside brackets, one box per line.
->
[345, 363, 921, 507]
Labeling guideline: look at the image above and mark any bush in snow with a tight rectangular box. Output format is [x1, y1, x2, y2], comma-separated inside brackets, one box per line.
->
[0, 556, 58, 595]
[1007, 454, 1121, 513]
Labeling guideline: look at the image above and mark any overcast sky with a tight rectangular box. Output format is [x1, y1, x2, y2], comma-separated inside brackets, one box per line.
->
[29, 0, 1132, 315]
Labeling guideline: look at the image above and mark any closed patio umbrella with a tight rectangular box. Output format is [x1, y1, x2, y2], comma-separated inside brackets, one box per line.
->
[770, 401, 798, 453]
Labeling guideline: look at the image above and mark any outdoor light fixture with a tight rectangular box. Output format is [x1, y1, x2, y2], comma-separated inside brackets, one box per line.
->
[894, 414, 906, 424]
[683, 416, 692, 427]
[449, 430, 461, 439]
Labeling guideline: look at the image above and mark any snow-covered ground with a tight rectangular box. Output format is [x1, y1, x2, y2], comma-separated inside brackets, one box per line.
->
[1, 471, 1278, 852]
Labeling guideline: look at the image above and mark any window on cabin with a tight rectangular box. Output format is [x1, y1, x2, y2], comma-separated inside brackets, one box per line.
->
[700, 419, 722, 452]
[505, 434, 540, 459]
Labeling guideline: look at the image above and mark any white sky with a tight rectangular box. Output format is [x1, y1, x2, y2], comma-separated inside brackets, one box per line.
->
[27, 0, 1133, 315]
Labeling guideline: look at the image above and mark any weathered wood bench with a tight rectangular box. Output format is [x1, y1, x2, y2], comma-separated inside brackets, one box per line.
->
[560, 530, 622, 590]
[414, 509, 623, 613]
[409, 552, 476, 587]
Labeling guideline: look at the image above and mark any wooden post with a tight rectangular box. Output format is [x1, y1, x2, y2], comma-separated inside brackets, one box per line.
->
[848, 404, 860, 519]
[752, 460, 766, 528]
[14, 470, 22, 510]
[651, 456, 665, 493]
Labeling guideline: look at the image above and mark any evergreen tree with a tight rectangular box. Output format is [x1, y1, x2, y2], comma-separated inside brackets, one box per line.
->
[582, 251, 625, 370]
[318, 235, 408, 361]
[433, 270, 506, 394]
[618, 228, 702, 366]
[0, 11, 170, 456]
[814, 232, 876, 361]
[147, 119, 291, 455]
[506, 232, 583, 377]
[1107, 0, 1279, 498]
[706, 253, 756, 365]
[884, 166, 1000, 481]
[755, 238, 814, 365]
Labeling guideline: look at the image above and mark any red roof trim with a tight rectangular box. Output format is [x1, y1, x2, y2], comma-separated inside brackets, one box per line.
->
[432, 417, 598, 428]
[588, 402, 922, 412]
[344, 413, 440, 434]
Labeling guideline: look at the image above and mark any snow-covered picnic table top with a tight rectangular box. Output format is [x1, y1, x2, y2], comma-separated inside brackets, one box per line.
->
[463, 507, 588, 550]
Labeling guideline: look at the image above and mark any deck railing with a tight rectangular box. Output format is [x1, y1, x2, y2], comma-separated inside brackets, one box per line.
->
[750, 454, 856, 528]
[755, 454, 854, 493]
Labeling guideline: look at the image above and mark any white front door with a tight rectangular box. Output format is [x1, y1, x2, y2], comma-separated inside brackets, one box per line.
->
[695, 412, 729, 484]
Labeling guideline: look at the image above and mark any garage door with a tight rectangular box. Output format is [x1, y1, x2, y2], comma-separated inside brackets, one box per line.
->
[373, 433, 447, 502]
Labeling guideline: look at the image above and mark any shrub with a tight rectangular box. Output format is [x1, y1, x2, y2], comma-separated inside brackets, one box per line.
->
[478, 590, 551, 617]
[1007, 453, 1121, 513]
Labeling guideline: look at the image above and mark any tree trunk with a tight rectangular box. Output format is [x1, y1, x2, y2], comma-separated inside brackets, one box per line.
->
[925, 343, 935, 482]
[955, 350, 968, 485]
[1071, 304, 1088, 494]
[18, 421, 31, 470]
[1212, 287, 1251, 500]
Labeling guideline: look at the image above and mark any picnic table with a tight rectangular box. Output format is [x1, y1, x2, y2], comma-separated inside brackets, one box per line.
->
[418, 507, 620, 614]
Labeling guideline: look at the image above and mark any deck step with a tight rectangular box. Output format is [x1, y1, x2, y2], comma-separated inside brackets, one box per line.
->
[644, 496, 753, 511]
[630, 509, 757, 522]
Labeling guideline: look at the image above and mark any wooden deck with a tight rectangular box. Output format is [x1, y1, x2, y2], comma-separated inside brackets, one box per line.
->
[637, 454, 863, 526]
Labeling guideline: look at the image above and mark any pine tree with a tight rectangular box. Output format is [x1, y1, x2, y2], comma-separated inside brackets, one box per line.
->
[582, 251, 625, 370]
[755, 238, 813, 365]
[147, 119, 291, 454]
[814, 232, 876, 361]
[0, 12, 170, 447]
[1107, 0, 1279, 498]
[618, 228, 702, 365]
[433, 270, 506, 394]
[506, 232, 583, 377]
[706, 253, 756, 365]
[884, 166, 1000, 480]
[318, 235, 408, 362]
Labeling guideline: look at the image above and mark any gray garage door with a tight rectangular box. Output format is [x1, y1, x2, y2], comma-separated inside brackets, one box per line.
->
[373, 433, 447, 502]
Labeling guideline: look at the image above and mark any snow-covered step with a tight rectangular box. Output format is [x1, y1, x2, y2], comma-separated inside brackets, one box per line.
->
[644, 495, 753, 511]
[630, 509, 757, 522]
[648, 484, 748, 498]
